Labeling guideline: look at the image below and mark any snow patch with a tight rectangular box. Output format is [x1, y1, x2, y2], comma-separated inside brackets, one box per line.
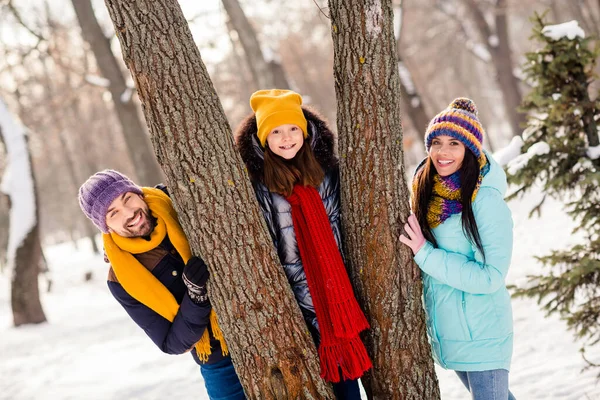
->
[542, 20, 585, 41]
[494, 136, 524, 167]
[397, 62, 415, 94]
[85, 74, 111, 88]
[507, 141, 550, 175]
[411, 97, 421, 108]
[586, 144, 600, 160]
[552, 93, 562, 101]
[488, 34, 499, 47]
[0, 99, 36, 269]
[120, 87, 133, 104]
[466, 41, 492, 62]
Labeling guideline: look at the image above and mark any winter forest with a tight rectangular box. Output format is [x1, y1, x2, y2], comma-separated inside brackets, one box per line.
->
[1, 0, 600, 399]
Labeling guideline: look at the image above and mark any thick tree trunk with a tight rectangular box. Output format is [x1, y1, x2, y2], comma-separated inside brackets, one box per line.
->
[221, 0, 289, 89]
[327, 1, 440, 398]
[103, 0, 332, 398]
[71, 0, 164, 186]
[463, 0, 526, 137]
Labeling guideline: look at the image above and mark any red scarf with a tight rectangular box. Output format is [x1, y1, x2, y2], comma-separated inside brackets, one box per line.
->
[287, 184, 372, 382]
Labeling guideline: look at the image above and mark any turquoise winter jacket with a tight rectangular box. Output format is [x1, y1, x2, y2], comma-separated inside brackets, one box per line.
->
[414, 152, 514, 372]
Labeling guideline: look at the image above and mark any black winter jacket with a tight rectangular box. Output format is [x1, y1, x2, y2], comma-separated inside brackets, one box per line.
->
[235, 107, 343, 343]
[106, 186, 227, 366]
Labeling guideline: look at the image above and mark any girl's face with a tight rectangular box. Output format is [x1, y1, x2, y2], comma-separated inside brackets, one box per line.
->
[429, 135, 466, 176]
[266, 124, 304, 159]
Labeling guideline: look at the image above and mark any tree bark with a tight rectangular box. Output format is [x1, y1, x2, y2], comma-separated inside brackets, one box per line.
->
[327, 1, 439, 398]
[462, 0, 526, 137]
[102, 0, 332, 398]
[221, 0, 289, 89]
[71, 0, 164, 186]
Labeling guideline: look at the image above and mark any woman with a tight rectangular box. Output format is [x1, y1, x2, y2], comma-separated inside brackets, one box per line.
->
[400, 98, 517, 400]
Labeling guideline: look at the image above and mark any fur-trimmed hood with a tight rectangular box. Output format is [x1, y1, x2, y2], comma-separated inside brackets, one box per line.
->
[234, 106, 338, 182]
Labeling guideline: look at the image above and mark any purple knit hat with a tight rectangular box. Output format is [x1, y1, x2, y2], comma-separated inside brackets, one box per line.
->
[78, 170, 143, 233]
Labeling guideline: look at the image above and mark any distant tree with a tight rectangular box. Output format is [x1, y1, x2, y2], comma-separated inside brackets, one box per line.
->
[507, 13, 600, 366]
[71, 0, 163, 186]
[0, 98, 47, 326]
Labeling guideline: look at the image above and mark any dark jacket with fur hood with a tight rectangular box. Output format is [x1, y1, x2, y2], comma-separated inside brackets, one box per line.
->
[234, 107, 342, 343]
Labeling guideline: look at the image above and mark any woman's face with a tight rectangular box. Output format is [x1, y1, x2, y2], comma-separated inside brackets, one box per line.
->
[429, 135, 466, 177]
[266, 124, 304, 159]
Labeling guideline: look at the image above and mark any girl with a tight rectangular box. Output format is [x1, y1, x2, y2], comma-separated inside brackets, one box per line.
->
[400, 98, 517, 400]
[234, 89, 372, 399]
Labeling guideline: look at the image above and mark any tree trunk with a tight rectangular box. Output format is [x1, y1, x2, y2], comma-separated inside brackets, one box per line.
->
[102, 0, 333, 398]
[221, 0, 289, 89]
[0, 99, 47, 326]
[71, 0, 164, 186]
[327, 1, 439, 398]
[462, 0, 526, 137]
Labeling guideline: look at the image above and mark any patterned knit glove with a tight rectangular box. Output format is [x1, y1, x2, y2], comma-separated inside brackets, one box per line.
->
[183, 256, 210, 304]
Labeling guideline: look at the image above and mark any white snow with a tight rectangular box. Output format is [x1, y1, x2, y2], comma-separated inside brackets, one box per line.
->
[587, 144, 600, 160]
[398, 61, 415, 94]
[120, 87, 133, 103]
[488, 34, 499, 48]
[552, 93, 562, 101]
[85, 74, 111, 88]
[507, 142, 551, 175]
[0, 99, 36, 269]
[542, 20, 585, 41]
[494, 136, 524, 167]
[1, 192, 600, 399]
[466, 41, 492, 62]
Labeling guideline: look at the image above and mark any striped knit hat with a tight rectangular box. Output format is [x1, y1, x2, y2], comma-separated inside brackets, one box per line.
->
[425, 98, 484, 159]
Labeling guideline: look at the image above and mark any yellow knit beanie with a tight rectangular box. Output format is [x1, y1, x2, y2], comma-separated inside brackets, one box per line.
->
[250, 89, 308, 146]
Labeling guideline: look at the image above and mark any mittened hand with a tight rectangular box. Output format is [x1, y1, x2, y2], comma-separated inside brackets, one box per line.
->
[183, 256, 210, 303]
[400, 214, 426, 255]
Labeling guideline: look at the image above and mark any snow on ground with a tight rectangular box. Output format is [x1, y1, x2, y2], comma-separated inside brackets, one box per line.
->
[2, 188, 600, 399]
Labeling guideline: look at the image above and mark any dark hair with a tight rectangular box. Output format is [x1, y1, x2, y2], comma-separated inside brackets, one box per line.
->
[413, 150, 485, 261]
[263, 140, 325, 197]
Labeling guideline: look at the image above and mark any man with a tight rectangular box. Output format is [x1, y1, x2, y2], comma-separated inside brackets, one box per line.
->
[78, 170, 245, 399]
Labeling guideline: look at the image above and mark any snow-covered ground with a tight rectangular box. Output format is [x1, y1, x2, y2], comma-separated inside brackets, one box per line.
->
[1, 189, 600, 399]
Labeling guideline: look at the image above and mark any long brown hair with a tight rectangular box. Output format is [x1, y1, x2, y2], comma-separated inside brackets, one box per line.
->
[263, 140, 324, 196]
[413, 150, 485, 261]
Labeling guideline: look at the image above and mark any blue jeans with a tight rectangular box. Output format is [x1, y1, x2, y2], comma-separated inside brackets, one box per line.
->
[332, 378, 361, 400]
[455, 370, 516, 400]
[200, 357, 246, 400]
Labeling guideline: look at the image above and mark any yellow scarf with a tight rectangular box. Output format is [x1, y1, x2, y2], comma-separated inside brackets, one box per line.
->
[103, 187, 228, 362]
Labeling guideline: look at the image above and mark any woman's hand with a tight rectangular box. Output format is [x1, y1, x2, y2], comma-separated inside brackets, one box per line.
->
[400, 214, 426, 255]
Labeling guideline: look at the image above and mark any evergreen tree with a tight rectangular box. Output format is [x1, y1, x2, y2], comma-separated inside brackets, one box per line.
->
[507, 12, 600, 365]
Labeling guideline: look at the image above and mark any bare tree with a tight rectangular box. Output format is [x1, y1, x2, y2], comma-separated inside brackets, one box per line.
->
[221, 0, 290, 90]
[0, 98, 47, 326]
[327, 0, 440, 398]
[103, 0, 334, 397]
[70, 0, 164, 186]
[461, 0, 526, 136]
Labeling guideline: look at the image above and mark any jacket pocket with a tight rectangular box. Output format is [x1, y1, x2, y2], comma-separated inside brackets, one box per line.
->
[460, 292, 473, 341]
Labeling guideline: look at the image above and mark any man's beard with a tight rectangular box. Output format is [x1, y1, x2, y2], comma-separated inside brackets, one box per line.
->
[120, 208, 156, 238]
